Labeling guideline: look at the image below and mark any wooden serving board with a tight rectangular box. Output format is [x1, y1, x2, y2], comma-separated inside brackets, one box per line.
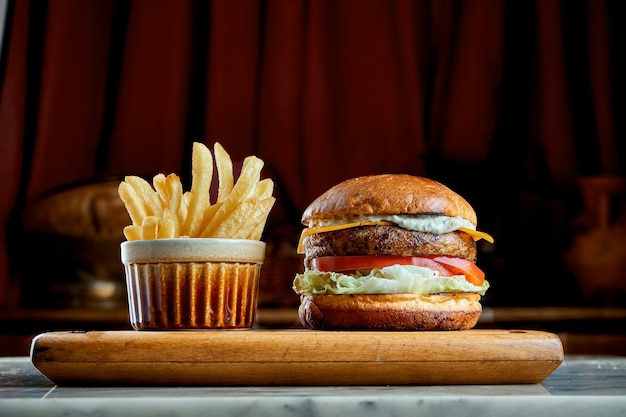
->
[30, 329, 564, 386]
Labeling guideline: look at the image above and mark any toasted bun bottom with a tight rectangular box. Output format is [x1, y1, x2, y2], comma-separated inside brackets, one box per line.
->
[298, 293, 482, 330]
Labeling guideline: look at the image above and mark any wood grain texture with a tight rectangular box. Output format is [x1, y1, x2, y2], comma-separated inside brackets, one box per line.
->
[30, 329, 564, 386]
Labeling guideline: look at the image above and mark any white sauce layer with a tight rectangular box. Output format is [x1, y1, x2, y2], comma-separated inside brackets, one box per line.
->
[310, 214, 475, 234]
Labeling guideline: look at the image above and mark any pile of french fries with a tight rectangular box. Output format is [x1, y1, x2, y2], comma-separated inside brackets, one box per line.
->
[118, 142, 275, 241]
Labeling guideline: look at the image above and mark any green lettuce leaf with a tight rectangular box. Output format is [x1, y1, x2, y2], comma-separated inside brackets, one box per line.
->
[293, 265, 489, 296]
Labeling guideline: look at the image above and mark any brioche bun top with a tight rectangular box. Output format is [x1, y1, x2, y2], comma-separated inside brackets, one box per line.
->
[301, 174, 477, 226]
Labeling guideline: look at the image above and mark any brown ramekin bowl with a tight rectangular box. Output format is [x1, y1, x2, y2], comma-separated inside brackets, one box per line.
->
[121, 238, 266, 330]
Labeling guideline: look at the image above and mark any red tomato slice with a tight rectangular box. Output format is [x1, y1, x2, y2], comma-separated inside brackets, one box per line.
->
[431, 256, 485, 286]
[309, 255, 485, 285]
[407, 257, 456, 276]
[310, 256, 455, 276]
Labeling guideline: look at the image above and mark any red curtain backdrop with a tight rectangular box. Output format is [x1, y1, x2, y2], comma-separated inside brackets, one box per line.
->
[0, 0, 623, 306]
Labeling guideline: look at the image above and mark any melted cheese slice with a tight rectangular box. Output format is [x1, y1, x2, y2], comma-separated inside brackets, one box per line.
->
[458, 228, 495, 244]
[296, 221, 494, 254]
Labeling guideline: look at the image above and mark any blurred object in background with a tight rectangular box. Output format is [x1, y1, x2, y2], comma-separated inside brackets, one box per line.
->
[564, 175, 626, 305]
[258, 223, 302, 309]
[18, 178, 130, 310]
[253, 164, 303, 310]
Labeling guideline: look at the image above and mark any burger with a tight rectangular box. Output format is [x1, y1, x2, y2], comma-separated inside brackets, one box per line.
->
[292, 174, 493, 330]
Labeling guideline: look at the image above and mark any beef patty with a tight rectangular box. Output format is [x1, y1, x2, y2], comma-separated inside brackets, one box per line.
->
[302, 225, 477, 269]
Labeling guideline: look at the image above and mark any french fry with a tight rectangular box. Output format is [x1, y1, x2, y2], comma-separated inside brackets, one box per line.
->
[181, 143, 213, 237]
[157, 209, 177, 238]
[118, 141, 275, 241]
[199, 155, 263, 237]
[166, 173, 187, 225]
[118, 181, 148, 226]
[232, 197, 276, 239]
[254, 178, 274, 199]
[152, 173, 169, 208]
[247, 217, 267, 241]
[210, 198, 259, 238]
[141, 216, 159, 240]
[245, 198, 276, 240]
[197, 203, 222, 237]
[214, 142, 233, 203]
[125, 175, 163, 217]
[123, 225, 143, 241]
[155, 173, 186, 224]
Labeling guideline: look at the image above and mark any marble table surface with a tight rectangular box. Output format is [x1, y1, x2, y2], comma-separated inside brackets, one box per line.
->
[1, 355, 625, 416]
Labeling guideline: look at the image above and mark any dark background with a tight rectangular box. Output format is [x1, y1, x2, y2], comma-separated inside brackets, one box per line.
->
[1, 0, 625, 311]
